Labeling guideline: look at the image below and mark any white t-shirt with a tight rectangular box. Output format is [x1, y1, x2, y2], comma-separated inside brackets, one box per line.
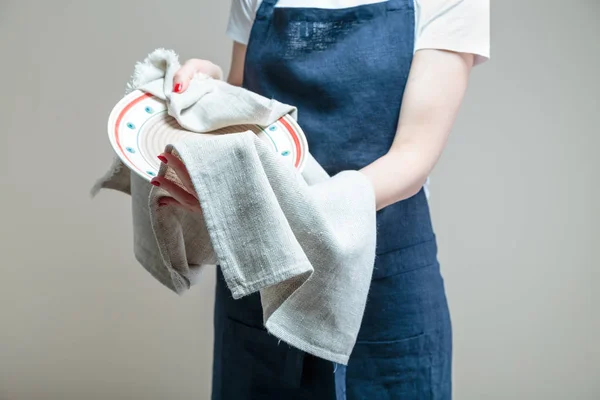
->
[227, 0, 490, 65]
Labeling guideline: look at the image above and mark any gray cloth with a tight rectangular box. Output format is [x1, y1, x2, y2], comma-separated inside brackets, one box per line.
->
[92, 49, 377, 364]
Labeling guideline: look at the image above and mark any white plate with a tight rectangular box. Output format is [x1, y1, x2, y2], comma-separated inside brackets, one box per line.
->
[107, 89, 308, 181]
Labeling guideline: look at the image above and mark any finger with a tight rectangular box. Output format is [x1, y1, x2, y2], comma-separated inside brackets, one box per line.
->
[172, 60, 202, 93]
[151, 176, 200, 211]
[158, 153, 196, 197]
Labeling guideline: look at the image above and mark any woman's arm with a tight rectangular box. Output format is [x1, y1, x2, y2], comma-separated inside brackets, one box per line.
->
[360, 49, 475, 211]
[227, 42, 248, 86]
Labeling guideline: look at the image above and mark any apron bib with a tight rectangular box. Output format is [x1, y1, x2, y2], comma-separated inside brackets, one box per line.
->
[212, 1, 452, 398]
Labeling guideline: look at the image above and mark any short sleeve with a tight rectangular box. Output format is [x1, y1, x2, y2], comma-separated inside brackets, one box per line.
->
[414, 0, 490, 66]
[226, 0, 259, 45]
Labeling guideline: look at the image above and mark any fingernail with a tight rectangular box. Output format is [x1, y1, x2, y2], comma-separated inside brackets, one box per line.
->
[173, 83, 182, 93]
[157, 155, 168, 164]
[151, 179, 160, 187]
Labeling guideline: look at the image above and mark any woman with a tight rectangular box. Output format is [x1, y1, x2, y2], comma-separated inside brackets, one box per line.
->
[152, 0, 489, 398]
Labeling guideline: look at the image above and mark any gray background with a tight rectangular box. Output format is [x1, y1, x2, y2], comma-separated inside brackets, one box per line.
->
[0, 0, 597, 399]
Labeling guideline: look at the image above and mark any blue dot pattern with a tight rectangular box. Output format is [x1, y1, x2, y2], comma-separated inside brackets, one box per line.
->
[269, 126, 277, 131]
[147, 171, 156, 176]
[126, 147, 136, 153]
[145, 106, 154, 114]
[281, 150, 290, 156]
[127, 122, 136, 129]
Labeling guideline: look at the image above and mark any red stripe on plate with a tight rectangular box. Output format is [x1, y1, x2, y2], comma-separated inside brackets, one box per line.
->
[114, 92, 153, 175]
[279, 117, 302, 168]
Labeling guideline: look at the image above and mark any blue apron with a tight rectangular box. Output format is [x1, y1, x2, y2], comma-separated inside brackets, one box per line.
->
[211, 0, 452, 398]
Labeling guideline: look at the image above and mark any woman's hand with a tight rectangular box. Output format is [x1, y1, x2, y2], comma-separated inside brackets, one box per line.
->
[172, 58, 224, 93]
[151, 153, 202, 212]
[155, 58, 224, 211]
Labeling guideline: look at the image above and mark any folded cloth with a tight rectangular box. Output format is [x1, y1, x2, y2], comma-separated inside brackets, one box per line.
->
[92, 49, 377, 364]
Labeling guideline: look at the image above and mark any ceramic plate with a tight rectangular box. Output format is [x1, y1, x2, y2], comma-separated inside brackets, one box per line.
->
[107, 89, 308, 181]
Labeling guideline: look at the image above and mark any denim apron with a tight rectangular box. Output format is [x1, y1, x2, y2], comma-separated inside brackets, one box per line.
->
[211, 0, 453, 398]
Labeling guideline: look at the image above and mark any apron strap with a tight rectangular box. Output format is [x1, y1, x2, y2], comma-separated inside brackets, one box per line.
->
[256, 0, 279, 20]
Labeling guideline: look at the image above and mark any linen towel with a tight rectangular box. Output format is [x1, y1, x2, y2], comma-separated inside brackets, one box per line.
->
[93, 49, 377, 364]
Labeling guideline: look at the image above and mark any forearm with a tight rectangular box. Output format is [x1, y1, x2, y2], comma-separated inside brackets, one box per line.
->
[226, 42, 247, 86]
[361, 141, 436, 210]
[360, 49, 474, 210]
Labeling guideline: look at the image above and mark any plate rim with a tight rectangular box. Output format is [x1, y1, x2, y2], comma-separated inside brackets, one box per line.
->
[107, 89, 308, 181]
[107, 90, 157, 180]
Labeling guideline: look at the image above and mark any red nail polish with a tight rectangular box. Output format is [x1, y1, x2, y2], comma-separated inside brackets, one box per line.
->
[157, 155, 168, 164]
[159, 202, 167, 207]
[173, 83, 182, 93]
[151, 180, 160, 187]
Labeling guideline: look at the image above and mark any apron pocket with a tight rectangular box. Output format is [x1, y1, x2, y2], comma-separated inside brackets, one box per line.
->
[372, 237, 438, 279]
[221, 317, 306, 393]
[347, 333, 433, 399]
